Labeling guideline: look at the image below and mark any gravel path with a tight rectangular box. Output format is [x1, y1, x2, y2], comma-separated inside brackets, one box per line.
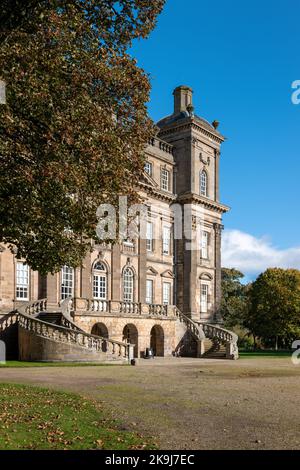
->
[0, 357, 299, 450]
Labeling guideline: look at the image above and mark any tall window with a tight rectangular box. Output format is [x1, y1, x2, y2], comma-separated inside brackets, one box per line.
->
[93, 262, 107, 300]
[201, 284, 208, 313]
[201, 231, 209, 259]
[200, 170, 208, 197]
[16, 262, 29, 300]
[146, 221, 153, 252]
[144, 161, 153, 176]
[161, 168, 170, 191]
[123, 267, 134, 302]
[163, 282, 171, 305]
[146, 279, 153, 304]
[162, 227, 171, 255]
[61, 266, 74, 300]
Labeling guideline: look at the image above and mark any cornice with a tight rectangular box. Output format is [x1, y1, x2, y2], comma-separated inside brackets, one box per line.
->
[176, 192, 230, 214]
[158, 119, 225, 145]
[139, 182, 177, 203]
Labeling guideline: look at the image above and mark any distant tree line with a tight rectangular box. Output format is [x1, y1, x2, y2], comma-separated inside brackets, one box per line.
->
[221, 267, 300, 350]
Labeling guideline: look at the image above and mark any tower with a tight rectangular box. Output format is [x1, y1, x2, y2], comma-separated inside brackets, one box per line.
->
[157, 86, 229, 323]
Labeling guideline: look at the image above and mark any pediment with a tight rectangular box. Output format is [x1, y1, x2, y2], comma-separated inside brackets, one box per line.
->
[199, 272, 213, 281]
[147, 266, 158, 276]
[141, 171, 159, 189]
[161, 269, 175, 279]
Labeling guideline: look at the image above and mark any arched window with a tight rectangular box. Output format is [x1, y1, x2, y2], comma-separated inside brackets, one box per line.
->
[93, 261, 107, 300]
[61, 266, 74, 300]
[200, 170, 208, 197]
[123, 267, 134, 302]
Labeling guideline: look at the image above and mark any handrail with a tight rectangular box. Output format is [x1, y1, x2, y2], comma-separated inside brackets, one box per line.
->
[174, 307, 205, 341]
[16, 299, 132, 361]
[199, 322, 238, 345]
[0, 311, 19, 331]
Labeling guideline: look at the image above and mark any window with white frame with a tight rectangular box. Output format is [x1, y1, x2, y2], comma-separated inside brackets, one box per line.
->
[146, 279, 153, 304]
[144, 161, 153, 176]
[146, 221, 153, 252]
[123, 267, 134, 302]
[16, 262, 29, 300]
[201, 284, 208, 313]
[163, 282, 171, 305]
[161, 168, 170, 191]
[201, 231, 209, 259]
[162, 226, 171, 255]
[61, 266, 74, 300]
[200, 170, 208, 197]
[93, 261, 107, 300]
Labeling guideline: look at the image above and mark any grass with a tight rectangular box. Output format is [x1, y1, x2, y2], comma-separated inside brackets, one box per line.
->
[0, 383, 155, 450]
[0, 361, 126, 368]
[239, 350, 291, 358]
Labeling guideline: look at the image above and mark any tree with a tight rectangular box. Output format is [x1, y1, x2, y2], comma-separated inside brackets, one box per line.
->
[0, 1, 165, 274]
[245, 268, 300, 349]
[221, 268, 249, 329]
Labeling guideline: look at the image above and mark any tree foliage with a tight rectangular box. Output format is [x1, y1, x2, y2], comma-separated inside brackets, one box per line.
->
[245, 268, 300, 346]
[221, 268, 249, 329]
[0, 1, 165, 274]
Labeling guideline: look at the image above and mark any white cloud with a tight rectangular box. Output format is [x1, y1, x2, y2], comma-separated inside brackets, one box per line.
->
[222, 229, 300, 276]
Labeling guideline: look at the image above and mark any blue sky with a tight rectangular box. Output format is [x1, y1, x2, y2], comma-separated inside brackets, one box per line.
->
[131, 0, 300, 277]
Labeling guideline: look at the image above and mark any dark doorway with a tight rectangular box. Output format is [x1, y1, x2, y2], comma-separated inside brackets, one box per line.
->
[150, 325, 164, 357]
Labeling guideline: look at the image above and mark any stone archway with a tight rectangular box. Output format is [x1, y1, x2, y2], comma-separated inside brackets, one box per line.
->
[91, 323, 109, 352]
[150, 325, 164, 357]
[122, 324, 138, 358]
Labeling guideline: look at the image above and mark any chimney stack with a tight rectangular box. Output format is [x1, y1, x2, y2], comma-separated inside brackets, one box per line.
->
[173, 85, 193, 114]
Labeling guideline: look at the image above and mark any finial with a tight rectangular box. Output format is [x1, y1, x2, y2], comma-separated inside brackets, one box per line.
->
[212, 120, 220, 130]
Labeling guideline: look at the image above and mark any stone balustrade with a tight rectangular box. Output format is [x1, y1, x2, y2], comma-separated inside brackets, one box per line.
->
[0, 311, 18, 332]
[23, 299, 47, 316]
[174, 307, 205, 341]
[199, 322, 239, 359]
[16, 299, 133, 361]
[119, 302, 141, 315]
[71, 298, 176, 319]
[148, 304, 168, 317]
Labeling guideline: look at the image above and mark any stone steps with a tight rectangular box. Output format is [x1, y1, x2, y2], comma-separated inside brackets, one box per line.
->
[36, 311, 62, 325]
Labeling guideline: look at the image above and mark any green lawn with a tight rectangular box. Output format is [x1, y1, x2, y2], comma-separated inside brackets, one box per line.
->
[0, 383, 155, 450]
[0, 361, 125, 368]
[239, 350, 291, 358]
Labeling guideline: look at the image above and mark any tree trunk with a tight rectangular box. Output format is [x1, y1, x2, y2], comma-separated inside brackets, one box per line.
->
[275, 336, 278, 351]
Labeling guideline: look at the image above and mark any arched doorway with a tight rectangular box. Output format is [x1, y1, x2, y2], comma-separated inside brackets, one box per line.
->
[150, 325, 164, 357]
[122, 324, 138, 358]
[91, 323, 109, 352]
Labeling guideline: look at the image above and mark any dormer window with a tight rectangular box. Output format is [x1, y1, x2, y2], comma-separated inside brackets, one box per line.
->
[145, 161, 153, 177]
[200, 170, 208, 197]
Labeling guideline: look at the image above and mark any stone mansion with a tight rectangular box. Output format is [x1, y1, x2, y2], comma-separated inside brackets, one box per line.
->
[0, 86, 238, 361]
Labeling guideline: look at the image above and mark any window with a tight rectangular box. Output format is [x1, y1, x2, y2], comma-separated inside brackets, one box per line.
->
[163, 283, 171, 305]
[201, 231, 209, 259]
[161, 168, 170, 191]
[201, 284, 208, 313]
[144, 161, 153, 176]
[93, 262, 107, 300]
[146, 221, 153, 252]
[200, 170, 208, 197]
[123, 267, 134, 302]
[16, 262, 29, 300]
[61, 266, 74, 300]
[146, 280, 153, 304]
[162, 227, 171, 255]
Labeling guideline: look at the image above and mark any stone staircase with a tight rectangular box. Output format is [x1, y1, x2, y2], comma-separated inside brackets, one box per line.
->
[174, 307, 238, 360]
[36, 311, 62, 325]
[1, 299, 133, 363]
[0, 299, 238, 362]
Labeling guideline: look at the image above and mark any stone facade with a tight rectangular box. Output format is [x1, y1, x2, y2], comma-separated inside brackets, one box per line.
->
[0, 86, 229, 359]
